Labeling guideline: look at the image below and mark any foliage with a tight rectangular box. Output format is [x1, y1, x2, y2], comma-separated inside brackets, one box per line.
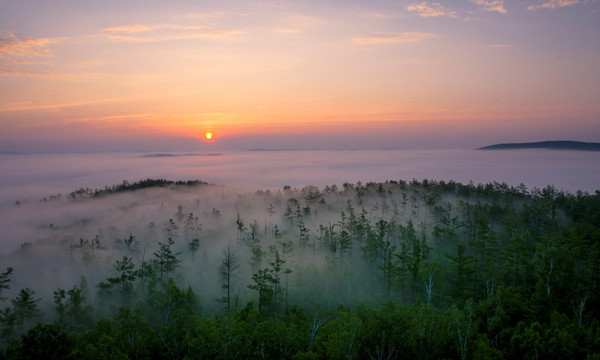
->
[2, 179, 600, 359]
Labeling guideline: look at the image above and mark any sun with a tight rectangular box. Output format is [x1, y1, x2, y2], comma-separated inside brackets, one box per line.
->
[204, 132, 213, 140]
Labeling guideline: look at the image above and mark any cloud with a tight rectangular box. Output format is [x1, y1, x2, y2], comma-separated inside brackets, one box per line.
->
[528, 0, 580, 10]
[284, 15, 328, 30]
[359, 12, 399, 19]
[0, 98, 126, 113]
[270, 15, 328, 35]
[100, 24, 243, 43]
[0, 61, 52, 77]
[0, 32, 57, 76]
[406, 2, 459, 18]
[273, 28, 299, 34]
[353, 32, 436, 45]
[185, 12, 225, 20]
[471, 0, 508, 13]
[101, 24, 153, 33]
[488, 43, 515, 48]
[101, 24, 208, 34]
[0, 32, 55, 57]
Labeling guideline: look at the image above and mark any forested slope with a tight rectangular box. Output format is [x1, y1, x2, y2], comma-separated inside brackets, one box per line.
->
[1, 179, 599, 359]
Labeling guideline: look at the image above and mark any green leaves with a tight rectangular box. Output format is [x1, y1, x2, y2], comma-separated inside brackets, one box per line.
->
[0, 267, 13, 302]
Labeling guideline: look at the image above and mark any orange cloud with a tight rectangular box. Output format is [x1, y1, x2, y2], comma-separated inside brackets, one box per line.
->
[273, 28, 299, 34]
[471, 0, 508, 13]
[406, 2, 459, 18]
[101, 24, 153, 33]
[488, 43, 515, 48]
[185, 12, 225, 20]
[271, 14, 327, 34]
[0, 32, 55, 57]
[353, 32, 436, 45]
[0, 32, 57, 76]
[0, 98, 126, 113]
[359, 12, 399, 19]
[100, 23, 243, 42]
[528, 0, 580, 10]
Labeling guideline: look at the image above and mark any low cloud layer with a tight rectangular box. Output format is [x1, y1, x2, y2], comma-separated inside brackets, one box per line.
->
[1, 148, 598, 209]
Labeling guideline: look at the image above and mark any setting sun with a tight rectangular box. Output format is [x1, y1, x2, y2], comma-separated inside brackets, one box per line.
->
[205, 132, 213, 140]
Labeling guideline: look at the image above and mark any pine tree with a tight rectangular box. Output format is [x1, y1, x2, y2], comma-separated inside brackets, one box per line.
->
[0, 267, 13, 301]
[219, 245, 241, 313]
[11, 288, 40, 330]
[154, 237, 181, 281]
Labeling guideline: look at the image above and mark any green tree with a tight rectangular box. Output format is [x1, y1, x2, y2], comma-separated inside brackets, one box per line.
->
[501, 210, 531, 288]
[116, 233, 138, 251]
[11, 288, 40, 331]
[219, 245, 241, 313]
[0, 267, 14, 301]
[184, 212, 202, 239]
[236, 213, 246, 243]
[164, 218, 179, 238]
[147, 279, 197, 325]
[268, 247, 286, 312]
[153, 237, 181, 281]
[53, 280, 94, 332]
[187, 238, 200, 260]
[447, 243, 476, 300]
[106, 256, 137, 295]
[248, 268, 275, 314]
[16, 323, 74, 360]
[245, 220, 263, 271]
[420, 261, 442, 303]
[452, 298, 475, 360]
[135, 258, 156, 294]
[0, 307, 17, 348]
[322, 309, 361, 360]
[396, 220, 431, 301]
[113, 307, 161, 360]
[298, 219, 311, 255]
[359, 301, 417, 360]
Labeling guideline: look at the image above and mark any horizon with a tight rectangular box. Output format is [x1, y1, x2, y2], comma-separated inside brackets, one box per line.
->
[1, 0, 600, 153]
[1, 138, 599, 154]
[1, 149, 599, 208]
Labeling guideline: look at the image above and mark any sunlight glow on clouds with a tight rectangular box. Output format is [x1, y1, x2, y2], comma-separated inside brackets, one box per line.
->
[406, 2, 459, 18]
[0, 32, 57, 76]
[471, 0, 508, 14]
[488, 44, 515, 48]
[0, 0, 599, 152]
[101, 24, 244, 43]
[528, 0, 581, 10]
[0, 32, 55, 57]
[359, 12, 399, 19]
[352, 32, 437, 45]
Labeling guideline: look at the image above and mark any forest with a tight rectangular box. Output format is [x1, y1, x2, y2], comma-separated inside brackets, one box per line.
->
[0, 178, 599, 359]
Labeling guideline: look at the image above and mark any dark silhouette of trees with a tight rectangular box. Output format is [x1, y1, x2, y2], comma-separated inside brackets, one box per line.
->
[219, 245, 241, 313]
[153, 238, 180, 281]
[0, 268, 13, 302]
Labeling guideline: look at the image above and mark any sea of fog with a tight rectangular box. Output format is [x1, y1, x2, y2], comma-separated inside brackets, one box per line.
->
[0, 148, 598, 206]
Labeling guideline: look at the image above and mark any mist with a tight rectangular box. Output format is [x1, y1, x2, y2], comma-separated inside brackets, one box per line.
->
[0, 147, 598, 318]
[1, 165, 599, 359]
[1, 148, 599, 208]
[1, 180, 421, 316]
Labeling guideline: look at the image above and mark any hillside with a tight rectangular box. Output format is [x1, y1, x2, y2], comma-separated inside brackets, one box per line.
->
[478, 140, 600, 151]
[1, 179, 599, 359]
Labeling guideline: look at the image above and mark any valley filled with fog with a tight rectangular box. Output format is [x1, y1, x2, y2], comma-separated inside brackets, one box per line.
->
[1, 176, 599, 359]
[2, 148, 599, 207]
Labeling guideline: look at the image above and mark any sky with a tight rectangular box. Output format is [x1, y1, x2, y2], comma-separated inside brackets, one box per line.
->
[1, 0, 599, 152]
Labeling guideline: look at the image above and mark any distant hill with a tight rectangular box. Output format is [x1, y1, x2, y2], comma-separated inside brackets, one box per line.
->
[478, 141, 600, 151]
[0, 151, 26, 155]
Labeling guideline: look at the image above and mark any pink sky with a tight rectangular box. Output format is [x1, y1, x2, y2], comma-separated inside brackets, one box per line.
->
[1, 0, 599, 152]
